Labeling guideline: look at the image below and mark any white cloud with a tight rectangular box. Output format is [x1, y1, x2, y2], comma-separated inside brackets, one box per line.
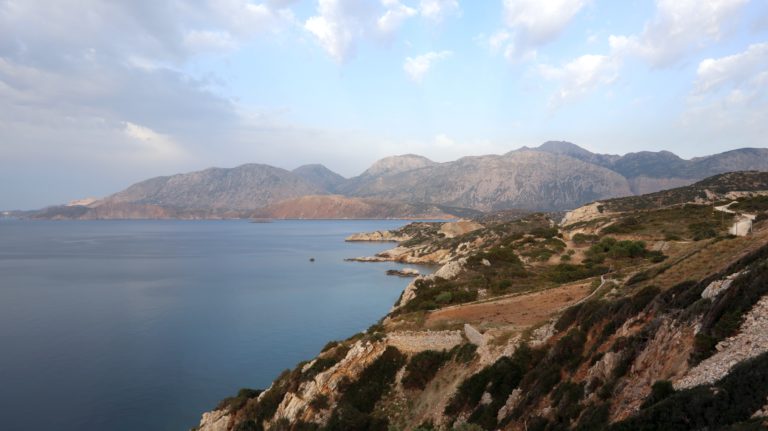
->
[123, 122, 187, 161]
[419, 0, 461, 22]
[403, 50, 453, 82]
[434, 133, 456, 148]
[684, 43, 768, 138]
[694, 42, 768, 94]
[484, 0, 589, 62]
[538, 54, 619, 106]
[610, 0, 749, 67]
[305, 0, 458, 61]
[378, 0, 418, 35]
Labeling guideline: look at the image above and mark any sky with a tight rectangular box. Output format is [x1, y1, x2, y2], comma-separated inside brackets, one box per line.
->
[1, 0, 767, 209]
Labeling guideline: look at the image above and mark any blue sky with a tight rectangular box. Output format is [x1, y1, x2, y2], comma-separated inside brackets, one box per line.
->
[1, 0, 767, 208]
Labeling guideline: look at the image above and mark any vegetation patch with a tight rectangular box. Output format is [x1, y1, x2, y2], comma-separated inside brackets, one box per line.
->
[402, 350, 450, 390]
[611, 352, 768, 430]
[326, 346, 405, 430]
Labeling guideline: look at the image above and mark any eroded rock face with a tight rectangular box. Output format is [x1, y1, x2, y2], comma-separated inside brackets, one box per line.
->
[701, 271, 744, 299]
[197, 409, 231, 431]
[561, 202, 606, 226]
[611, 317, 697, 422]
[272, 340, 388, 426]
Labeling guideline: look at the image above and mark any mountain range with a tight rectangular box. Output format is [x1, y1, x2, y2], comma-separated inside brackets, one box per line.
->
[28, 142, 768, 219]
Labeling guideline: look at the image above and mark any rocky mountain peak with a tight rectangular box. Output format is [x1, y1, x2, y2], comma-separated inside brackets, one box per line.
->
[292, 164, 346, 192]
[361, 154, 437, 178]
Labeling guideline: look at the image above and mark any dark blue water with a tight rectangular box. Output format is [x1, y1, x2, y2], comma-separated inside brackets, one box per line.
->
[0, 219, 419, 431]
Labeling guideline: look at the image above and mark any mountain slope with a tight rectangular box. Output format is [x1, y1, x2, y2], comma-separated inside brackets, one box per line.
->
[251, 195, 481, 219]
[102, 163, 324, 210]
[292, 164, 346, 193]
[343, 150, 632, 211]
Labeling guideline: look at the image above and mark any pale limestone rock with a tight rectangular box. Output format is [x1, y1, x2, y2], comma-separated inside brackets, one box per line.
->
[497, 389, 522, 421]
[197, 409, 230, 431]
[439, 220, 483, 239]
[345, 230, 411, 242]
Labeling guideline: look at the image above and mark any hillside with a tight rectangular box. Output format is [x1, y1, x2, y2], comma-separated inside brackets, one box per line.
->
[250, 195, 482, 220]
[292, 165, 347, 193]
[25, 143, 768, 219]
[537, 142, 768, 195]
[341, 150, 633, 211]
[196, 171, 768, 431]
[103, 163, 324, 210]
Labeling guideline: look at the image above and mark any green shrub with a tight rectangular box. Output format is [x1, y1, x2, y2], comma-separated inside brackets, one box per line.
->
[572, 233, 599, 244]
[216, 388, 263, 412]
[689, 221, 718, 240]
[451, 343, 478, 364]
[326, 346, 405, 430]
[446, 344, 536, 423]
[547, 263, 609, 283]
[402, 350, 450, 390]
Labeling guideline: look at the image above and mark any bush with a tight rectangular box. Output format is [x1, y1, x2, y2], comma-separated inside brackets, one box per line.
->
[326, 346, 405, 430]
[402, 350, 450, 390]
[446, 345, 536, 422]
[547, 263, 609, 283]
[216, 388, 263, 412]
[689, 221, 718, 240]
[640, 380, 675, 409]
[451, 343, 478, 364]
[572, 233, 599, 245]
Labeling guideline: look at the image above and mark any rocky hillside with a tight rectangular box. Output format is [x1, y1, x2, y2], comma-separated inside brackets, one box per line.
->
[250, 195, 482, 220]
[102, 164, 324, 210]
[537, 142, 768, 195]
[292, 165, 347, 193]
[196, 171, 768, 431]
[26, 143, 768, 219]
[341, 150, 632, 211]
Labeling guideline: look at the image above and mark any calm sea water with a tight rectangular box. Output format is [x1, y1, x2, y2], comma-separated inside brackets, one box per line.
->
[0, 219, 422, 431]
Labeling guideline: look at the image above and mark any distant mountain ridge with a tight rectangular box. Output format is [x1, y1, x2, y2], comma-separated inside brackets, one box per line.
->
[28, 143, 768, 219]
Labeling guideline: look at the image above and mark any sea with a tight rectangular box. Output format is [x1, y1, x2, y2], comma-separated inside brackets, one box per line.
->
[0, 219, 427, 431]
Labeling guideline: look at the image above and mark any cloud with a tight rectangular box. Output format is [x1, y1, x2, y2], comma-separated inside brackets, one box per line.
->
[609, 0, 749, 67]
[419, 0, 461, 22]
[123, 122, 188, 161]
[680, 41, 768, 149]
[378, 0, 418, 35]
[538, 54, 619, 107]
[683, 42, 768, 137]
[403, 50, 453, 82]
[489, 0, 588, 61]
[434, 133, 456, 148]
[693, 42, 768, 94]
[305, 0, 458, 62]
